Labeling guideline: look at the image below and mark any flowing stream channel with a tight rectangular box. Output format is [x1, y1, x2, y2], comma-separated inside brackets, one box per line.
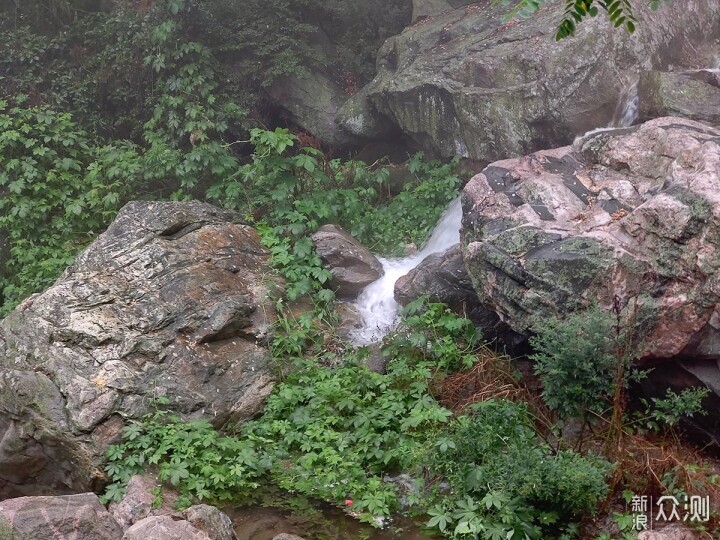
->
[350, 77, 644, 346]
[351, 197, 463, 345]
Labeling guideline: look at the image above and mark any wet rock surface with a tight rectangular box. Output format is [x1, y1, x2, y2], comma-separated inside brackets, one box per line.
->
[311, 224, 384, 298]
[639, 70, 720, 126]
[462, 117, 720, 364]
[0, 201, 277, 498]
[340, 1, 720, 160]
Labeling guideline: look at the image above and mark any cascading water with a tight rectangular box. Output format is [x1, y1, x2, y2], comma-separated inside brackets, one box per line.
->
[611, 79, 640, 128]
[574, 78, 640, 143]
[350, 197, 463, 345]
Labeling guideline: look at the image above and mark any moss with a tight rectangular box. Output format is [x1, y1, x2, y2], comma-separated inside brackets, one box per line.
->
[524, 236, 614, 297]
[492, 226, 561, 257]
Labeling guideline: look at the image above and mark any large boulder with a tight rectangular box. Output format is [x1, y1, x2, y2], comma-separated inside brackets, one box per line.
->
[339, 1, 720, 160]
[0, 493, 123, 540]
[395, 244, 478, 312]
[266, 62, 359, 149]
[461, 117, 720, 364]
[0, 201, 277, 498]
[638, 70, 720, 126]
[311, 224, 384, 298]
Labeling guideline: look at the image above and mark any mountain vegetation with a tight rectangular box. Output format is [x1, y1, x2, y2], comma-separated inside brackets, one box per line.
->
[1, 1, 716, 539]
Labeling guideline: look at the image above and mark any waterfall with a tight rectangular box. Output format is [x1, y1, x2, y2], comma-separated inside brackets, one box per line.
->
[610, 78, 639, 128]
[574, 77, 640, 143]
[350, 197, 463, 345]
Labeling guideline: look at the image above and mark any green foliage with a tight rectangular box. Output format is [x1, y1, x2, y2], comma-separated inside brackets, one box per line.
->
[529, 305, 618, 419]
[530, 305, 710, 438]
[382, 297, 482, 377]
[635, 387, 710, 432]
[0, 102, 137, 313]
[243, 356, 450, 523]
[103, 301, 471, 524]
[102, 407, 270, 508]
[496, 0, 671, 40]
[421, 399, 612, 539]
[209, 128, 460, 300]
[0, 0, 408, 139]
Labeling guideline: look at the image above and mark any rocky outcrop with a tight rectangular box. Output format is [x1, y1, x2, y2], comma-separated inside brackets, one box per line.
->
[311, 224, 383, 297]
[638, 70, 720, 126]
[0, 493, 123, 540]
[340, 1, 720, 160]
[266, 62, 359, 149]
[462, 117, 720, 363]
[394, 245, 527, 349]
[0, 201, 277, 498]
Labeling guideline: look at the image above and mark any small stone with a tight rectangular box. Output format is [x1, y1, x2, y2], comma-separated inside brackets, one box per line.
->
[122, 516, 210, 540]
[311, 224, 384, 298]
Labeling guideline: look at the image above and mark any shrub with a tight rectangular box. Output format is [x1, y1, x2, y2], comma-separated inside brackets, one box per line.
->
[422, 399, 612, 539]
[529, 305, 618, 419]
[0, 102, 138, 313]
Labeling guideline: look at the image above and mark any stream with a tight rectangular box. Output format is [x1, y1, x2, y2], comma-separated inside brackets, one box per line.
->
[350, 197, 463, 345]
[229, 505, 433, 540]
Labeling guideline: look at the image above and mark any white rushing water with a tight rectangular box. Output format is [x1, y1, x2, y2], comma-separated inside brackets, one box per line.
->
[350, 197, 463, 345]
[611, 79, 640, 128]
[574, 78, 640, 143]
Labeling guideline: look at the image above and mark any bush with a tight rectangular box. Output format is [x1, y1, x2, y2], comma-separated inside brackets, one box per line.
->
[0, 102, 138, 313]
[529, 305, 618, 419]
[422, 399, 612, 539]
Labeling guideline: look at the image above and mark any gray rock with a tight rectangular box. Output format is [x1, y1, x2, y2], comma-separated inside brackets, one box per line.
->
[395, 244, 478, 315]
[122, 515, 209, 540]
[183, 505, 236, 540]
[311, 224, 383, 298]
[334, 86, 396, 140]
[109, 474, 180, 531]
[0, 201, 278, 498]
[266, 63, 359, 149]
[394, 244, 524, 348]
[639, 70, 720, 125]
[462, 117, 720, 363]
[334, 302, 364, 341]
[272, 535, 307, 540]
[638, 524, 701, 540]
[341, 1, 720, 160]
[0, 493, 123, 540]
[411, 0, 451, 23]
[689, 68, 720, 88]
